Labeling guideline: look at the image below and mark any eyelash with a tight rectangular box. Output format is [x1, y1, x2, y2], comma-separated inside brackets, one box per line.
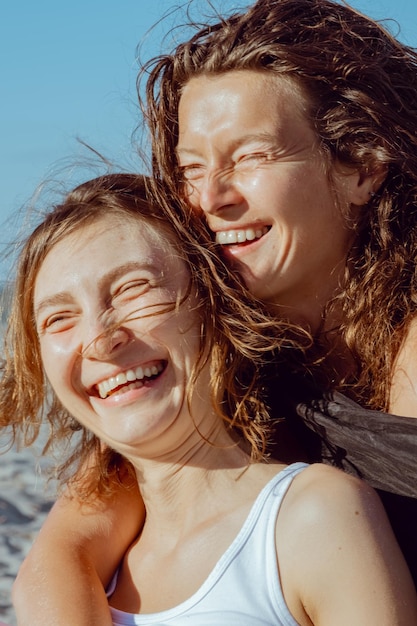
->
[112, 280, 151, 301]
[237, 152, 273, 164]
[179, 164, 205, 182]
[39, 312, 75, 334]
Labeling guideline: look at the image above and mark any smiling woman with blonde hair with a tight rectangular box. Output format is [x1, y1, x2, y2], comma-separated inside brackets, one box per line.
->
[3, 172, 417, 625]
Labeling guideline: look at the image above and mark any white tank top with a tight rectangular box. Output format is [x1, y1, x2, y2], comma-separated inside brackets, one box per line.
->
[108, 462, 307, 626]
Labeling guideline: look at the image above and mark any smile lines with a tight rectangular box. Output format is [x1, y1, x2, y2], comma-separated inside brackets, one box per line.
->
[215, 226, 269, 245]
[96, 363, 165, 399]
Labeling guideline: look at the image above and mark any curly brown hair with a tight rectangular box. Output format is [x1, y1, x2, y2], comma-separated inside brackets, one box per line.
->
[0, 173, 299, 497]
[140, 0, 417, 410]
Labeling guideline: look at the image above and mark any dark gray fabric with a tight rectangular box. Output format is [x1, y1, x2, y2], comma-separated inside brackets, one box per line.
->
[298, 390, 417, 497]
[266, 373, 417, 585]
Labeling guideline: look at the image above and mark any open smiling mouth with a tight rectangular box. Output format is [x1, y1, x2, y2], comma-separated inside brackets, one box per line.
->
[96, 362, 166, 399]
[215, 226, 269, 245]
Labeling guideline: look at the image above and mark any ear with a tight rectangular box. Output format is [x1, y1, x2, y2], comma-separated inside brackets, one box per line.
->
[346, 165, 388, 206]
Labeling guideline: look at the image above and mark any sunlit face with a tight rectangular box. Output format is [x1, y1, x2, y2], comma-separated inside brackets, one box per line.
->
[177, 70, 365, 327]
[33, 215, 206, 460]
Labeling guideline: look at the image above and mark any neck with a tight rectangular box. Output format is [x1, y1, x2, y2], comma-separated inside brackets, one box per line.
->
[128, 428, 252, 523]
[269, 298, 355, 390]
[265, 259, 348, 336]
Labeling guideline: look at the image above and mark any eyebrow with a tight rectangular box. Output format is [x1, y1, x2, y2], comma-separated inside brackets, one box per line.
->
[34, 291, 74, 322]
[176, 132, 279, 157]
[97, 261, 161, 289]
[34, 260, 161, 320]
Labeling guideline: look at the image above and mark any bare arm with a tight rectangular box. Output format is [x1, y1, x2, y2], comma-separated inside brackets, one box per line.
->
[12, 478, 144, 626]
[278, 464, 417, 626]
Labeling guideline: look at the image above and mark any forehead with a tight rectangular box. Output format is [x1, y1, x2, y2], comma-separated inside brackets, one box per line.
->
[177, 70, 313, 152]
[34, 214, 185, 295]
[178, 70, 310, 132]
[51, 213, 172, 257]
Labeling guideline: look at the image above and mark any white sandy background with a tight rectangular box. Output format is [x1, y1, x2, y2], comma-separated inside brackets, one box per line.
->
[0, 432, 56, 626]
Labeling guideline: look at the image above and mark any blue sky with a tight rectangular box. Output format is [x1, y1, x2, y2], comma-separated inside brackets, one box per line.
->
[1, 0, 416, 274]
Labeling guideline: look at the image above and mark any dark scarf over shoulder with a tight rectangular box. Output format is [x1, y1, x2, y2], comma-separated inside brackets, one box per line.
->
[266, 368, 417, 585]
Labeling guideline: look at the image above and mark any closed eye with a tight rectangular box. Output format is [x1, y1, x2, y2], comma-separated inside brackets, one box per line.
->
[113, 280, 150, 301]
[38, 311, 78, 334]
[111, 279, 171, 319]
[237, 151, 275, 165]
[179, 164, 206, 182]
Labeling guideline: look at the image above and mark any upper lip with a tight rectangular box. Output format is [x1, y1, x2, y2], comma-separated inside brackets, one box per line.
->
[88, 361, 166, 399]
[212, 225, 270, 244]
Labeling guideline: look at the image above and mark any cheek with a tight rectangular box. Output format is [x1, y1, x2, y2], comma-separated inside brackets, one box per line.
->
[165, 308, 202, 359]
[39, 338, 76, 390]
[184, 182, 202, 211]
[180, 325, 204, 376]
[239, 169, 294, 211]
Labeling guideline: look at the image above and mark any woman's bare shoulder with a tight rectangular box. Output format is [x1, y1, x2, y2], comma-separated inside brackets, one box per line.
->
[390, 316, 417, 417]
[276, 462, 393, 581]
[280, 463, 380, 525]
[277, 464, 417, 625]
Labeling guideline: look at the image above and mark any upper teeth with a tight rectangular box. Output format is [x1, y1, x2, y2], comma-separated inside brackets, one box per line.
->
[97, 363, 163, 399]
[215, 227, 268, 245]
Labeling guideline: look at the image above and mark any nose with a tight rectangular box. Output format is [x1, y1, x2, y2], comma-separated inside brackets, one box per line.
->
[83, 324, 130, 361]
[196, 169, 243, 216]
